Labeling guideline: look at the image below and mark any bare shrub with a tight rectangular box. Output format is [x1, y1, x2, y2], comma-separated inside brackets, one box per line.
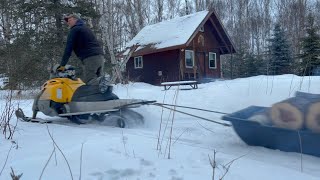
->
[12, 89, 40, 100]
[157, 87, 180, 159]
[0, 90, 18, 139]
[41, 124, 74, 180]
[10, 167, 23, 180]
[0, 141, 19, 178]
[209, 151, 246, 180]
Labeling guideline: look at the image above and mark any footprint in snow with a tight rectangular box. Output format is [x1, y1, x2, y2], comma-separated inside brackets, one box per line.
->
[169, 169, 177, 175]
[108, 148, 121, 154]
[140, 158, 153, 166]
[105, 168, 140, 179]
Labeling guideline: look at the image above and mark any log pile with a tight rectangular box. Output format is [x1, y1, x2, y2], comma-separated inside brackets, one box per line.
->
[306, 102, 320, 133]
[249, 91, 320, 133]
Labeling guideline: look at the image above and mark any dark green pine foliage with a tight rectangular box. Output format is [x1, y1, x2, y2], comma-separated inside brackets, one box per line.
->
[246, 53, 265, 76]
[233, 48, 246, 77]
[300, 13, 320, 76]
[267, 23, 293, 75]
[233, 47, 264, 78]
[0, 0, 100, 89]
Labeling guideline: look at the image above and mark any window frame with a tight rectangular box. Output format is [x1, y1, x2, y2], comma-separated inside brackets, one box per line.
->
[209, 52, 217, 69]
[185, 50, 194, 68]
[134, 56, 143, 69]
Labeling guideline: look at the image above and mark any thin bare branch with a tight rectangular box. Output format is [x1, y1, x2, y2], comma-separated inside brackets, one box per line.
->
[46, 124, 73, 180]
[79, 142, 85, 180]
[39, 146, 56, 180]
[0, 144, 13, 176]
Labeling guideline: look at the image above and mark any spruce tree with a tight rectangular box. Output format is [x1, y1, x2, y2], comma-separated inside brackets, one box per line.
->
[246, 53, 263, 76]
[267, 23, 293, 75]
[233, 47, 247, 77]
[0, 0, 100, 88]
[300, 13, 320, 76]
[236, 51, 258, 78]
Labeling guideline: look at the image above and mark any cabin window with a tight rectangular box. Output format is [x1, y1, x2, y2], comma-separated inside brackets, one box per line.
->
[185, 50, 194, 68]
[209, 52, 217, 69]
[134, 56, 143, 69]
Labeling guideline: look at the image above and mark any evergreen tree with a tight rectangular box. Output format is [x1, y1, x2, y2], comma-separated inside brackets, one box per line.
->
[299, 13, 320, 76]
[0, 0, 100, 89]
[267, 23, 293, 75]
[235, 52, 264, 78]
[246, 53, 264, 76]
[233, 48, 246, 77]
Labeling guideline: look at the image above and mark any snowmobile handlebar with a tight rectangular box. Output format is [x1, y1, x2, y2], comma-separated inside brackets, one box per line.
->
[50, 64, 77, 79]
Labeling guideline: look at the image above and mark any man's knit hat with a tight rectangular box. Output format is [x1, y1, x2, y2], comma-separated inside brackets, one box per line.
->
[64, 13, 81, 22]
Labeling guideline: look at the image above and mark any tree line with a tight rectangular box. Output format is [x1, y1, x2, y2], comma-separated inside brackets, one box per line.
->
[0, 0, 319, 89]
[219, 0, 320, 78]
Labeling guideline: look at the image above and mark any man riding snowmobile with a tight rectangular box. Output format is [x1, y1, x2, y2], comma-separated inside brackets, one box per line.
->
[15, 64, 153, 127]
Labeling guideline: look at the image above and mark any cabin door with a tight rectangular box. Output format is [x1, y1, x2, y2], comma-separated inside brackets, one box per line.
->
[196, 52, 206, 78]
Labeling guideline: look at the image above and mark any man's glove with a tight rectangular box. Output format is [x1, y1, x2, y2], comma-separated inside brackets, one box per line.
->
[57, 66, 65, 72]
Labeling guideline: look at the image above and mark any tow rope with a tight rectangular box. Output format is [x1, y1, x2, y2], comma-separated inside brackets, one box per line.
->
[152, 103, 231, 127]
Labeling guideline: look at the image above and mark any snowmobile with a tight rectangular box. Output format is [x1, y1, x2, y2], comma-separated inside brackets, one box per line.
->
[15, 65, 155, 127]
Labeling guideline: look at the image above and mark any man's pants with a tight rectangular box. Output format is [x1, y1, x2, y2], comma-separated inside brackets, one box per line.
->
[82, 55, 105, 85]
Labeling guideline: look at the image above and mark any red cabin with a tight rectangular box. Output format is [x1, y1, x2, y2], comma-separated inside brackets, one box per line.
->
[123, 10, 236, 85]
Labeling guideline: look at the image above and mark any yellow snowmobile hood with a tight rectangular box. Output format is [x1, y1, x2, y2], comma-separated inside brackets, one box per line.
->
[39, 78, 85, 103]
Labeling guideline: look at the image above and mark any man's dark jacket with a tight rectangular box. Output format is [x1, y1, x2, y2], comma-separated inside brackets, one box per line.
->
[60, 20, 103, 66]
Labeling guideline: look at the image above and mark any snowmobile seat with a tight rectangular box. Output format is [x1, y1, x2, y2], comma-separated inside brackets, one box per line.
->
[71, 84, 118, 102]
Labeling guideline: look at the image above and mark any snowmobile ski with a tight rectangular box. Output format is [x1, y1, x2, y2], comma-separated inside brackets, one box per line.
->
[15, 108, 52, 123]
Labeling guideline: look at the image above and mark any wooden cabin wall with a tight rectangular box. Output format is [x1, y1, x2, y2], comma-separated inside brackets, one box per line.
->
[181, 20, 222, 79]
[126, 49, 180, 85]
[203, 20, 222, 78]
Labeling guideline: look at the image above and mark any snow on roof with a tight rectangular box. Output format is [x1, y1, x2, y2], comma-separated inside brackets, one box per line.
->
[126, 11, 209, 51]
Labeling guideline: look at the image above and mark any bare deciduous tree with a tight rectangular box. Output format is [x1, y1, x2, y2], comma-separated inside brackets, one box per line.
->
[0, 0, 318, 84]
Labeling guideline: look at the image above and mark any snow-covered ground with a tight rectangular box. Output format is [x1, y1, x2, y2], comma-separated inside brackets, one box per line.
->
[0, 74, 320, 180]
